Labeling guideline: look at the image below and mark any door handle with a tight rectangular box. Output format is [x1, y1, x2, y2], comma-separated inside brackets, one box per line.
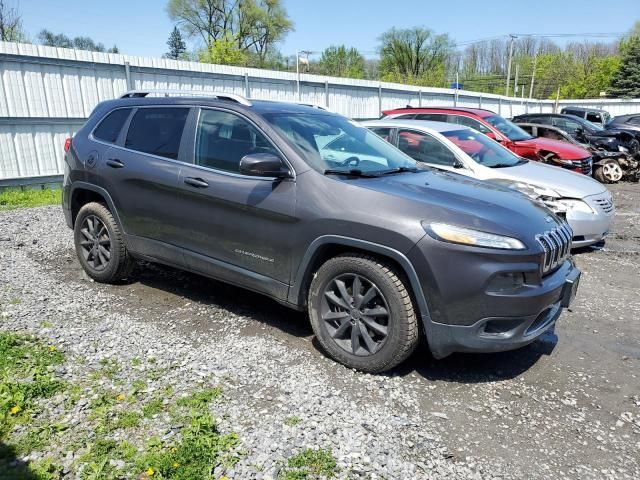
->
[106, 159, 124, 168]
[184, 177, 209, 188]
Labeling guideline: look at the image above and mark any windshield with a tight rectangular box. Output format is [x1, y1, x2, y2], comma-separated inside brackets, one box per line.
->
[442, 129, 524, 168]
[263, 113, 416, 173]
[484, 115, 533, 142]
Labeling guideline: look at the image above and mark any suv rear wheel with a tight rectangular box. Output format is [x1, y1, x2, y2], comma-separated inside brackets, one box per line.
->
[594, 159, 623, 183]
[74, 202, 134, 282]
[308, 254, 419, 373]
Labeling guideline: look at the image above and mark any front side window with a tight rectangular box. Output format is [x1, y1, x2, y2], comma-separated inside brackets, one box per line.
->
[264, 113, 415, 173]
[195, 110, 278, 173]
[442, 129, 524, 168]
[484, 115, 533, 142]
[93, 108, 132, 143]
[552, 117, 581, 136]
[125, 108, 189, 160]
[397, 129, 459, 166]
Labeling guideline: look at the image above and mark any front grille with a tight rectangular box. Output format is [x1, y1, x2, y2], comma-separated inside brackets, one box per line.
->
[577, 157, 592, 175]
[592, 195, 614, 214]
[536, 222, 573, 275]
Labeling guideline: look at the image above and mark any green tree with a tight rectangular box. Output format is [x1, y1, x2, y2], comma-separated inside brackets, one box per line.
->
[165, 26, 187, 59]
[198, 36, 247, 65]
[38, 29, 118, 53]
[319, 45, 365, 78]
[167, 0, 293, 67]
[378, 27, 453, 86]
[608, 37, 640, 98]
[0, 0, 25, 42]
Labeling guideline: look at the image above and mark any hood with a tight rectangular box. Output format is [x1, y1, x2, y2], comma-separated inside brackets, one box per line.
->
[348, 169, 560, 239]
[517, 137, 591, 160]
[488, 160, 607, 198]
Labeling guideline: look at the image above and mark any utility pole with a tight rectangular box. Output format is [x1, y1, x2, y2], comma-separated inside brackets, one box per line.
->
[513, 63, 519, 99]
[529, 54, 537, 100]
[454, 71, 459, 106]
[296, 50, 300, 100]
[505, 34, 517, 97]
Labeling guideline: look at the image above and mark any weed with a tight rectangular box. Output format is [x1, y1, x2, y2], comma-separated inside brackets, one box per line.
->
[280, 448, 337, 480]
[284, 416, 301, 426]
[176, 387, 222, 410]
[142, 398, 164, 418]
[114, 411, 142, 429]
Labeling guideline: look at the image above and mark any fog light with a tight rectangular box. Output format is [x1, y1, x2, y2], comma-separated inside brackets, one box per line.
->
[487, 272, 526, 293]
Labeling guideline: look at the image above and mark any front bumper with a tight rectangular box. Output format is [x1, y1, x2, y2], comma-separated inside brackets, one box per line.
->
[407, 235, 581, 359]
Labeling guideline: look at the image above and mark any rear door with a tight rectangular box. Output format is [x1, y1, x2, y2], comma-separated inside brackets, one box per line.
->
[97, 106, 191, 261]
[173, 107, 297, 295]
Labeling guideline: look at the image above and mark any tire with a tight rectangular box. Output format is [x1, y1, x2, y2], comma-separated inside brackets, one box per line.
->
[594, 159, 623, 184]
[74, 202, 134, 283]
[308, 254, 419, 373]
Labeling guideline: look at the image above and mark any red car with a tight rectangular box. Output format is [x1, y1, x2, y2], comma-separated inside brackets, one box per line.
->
[382, 107, 593, 175]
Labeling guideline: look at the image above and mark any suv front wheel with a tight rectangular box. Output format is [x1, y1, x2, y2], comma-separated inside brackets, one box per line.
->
[308, 254, 419, 373]
[74, 202, 134, 283]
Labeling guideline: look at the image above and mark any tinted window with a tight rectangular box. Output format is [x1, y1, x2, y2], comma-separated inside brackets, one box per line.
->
[586, 112, 602, 123]
[195, 109, 278, 173]
[552, 117, 581, 136]
[393, 114, 416, 119]
[628, 116, 640, 125]
[125, 108, 188, 160]
[368, 127, 393, 142]
[453, 115, 492, 133]
[415, 113, 448, 122]
[93, 108, 132, 143]
[397, 129, 459, 166]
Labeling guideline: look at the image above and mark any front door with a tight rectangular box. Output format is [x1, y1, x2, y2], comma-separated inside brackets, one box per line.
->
[174, 108, 297, 297]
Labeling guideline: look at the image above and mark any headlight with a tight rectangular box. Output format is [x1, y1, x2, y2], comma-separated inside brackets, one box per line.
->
[619, 146, 629, 153]
[556, 198, 595, 214]
[490, 179, 560, 201]
[424, 222, 526, 250]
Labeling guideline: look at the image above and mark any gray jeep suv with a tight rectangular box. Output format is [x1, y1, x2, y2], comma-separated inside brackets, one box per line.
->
[63, 90, 581, 373]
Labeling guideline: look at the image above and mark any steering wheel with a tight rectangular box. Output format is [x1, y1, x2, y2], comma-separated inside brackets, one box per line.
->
[339, 156, 360, 167]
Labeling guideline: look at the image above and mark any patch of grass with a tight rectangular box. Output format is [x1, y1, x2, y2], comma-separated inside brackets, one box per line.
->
[131, 357, 142, 367]
[284, 416, 301, 426]
[280, 448, 337, 480]
[135, 410, 238, 480]
[142, 398, 164, 418]
[0, 333, 65, 438]
[8, 298, 21, 305]
[0, 188, 62, 210]
[40, 320, 54, 328]
[114, 411, 142, 429]
[176, 387, 222, 410]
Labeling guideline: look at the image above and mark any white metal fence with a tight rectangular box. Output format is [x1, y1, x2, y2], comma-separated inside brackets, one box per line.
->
[2, 40, 640, 182]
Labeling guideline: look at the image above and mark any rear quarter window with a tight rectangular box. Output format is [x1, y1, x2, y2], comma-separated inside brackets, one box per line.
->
[93, 108, 132, 143]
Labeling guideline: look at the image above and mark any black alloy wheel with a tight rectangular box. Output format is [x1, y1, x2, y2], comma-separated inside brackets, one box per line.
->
[321, 273, 390, 356]
[78, 215, 112, 271]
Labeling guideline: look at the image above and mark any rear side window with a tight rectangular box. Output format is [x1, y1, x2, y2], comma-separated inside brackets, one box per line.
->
[93, 108, 132, 143]
[453, 115, 492, 133]
[586, 112, 602, 123]
[415, 113, 447, 122]
[125, 108, 189, 160]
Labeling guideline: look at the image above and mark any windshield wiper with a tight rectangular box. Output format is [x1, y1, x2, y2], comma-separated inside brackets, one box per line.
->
[323, 168, 381, 177]
[489, 163, 517, 168]
[378, 166, 420, 175]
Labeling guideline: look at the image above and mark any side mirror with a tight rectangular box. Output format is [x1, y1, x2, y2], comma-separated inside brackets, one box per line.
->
[239, 153, 291, 178]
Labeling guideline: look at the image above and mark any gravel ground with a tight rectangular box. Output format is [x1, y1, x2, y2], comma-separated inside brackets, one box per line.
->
[1, 182, 639, 479]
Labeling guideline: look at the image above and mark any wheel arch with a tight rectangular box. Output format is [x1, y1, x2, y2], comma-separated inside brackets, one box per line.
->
[70, 182, 123, 231]
[289, 236, 433, 326]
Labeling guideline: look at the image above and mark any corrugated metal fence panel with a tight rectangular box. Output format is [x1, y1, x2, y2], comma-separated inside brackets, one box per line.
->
[1, 40, 639, 181]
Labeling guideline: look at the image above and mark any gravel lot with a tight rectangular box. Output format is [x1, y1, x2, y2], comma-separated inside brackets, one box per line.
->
[1, 182, 639, 479]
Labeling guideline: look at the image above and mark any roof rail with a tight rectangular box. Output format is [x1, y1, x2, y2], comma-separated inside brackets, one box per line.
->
[250, 98, 335, 113]
[119, 89, 252, 106]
